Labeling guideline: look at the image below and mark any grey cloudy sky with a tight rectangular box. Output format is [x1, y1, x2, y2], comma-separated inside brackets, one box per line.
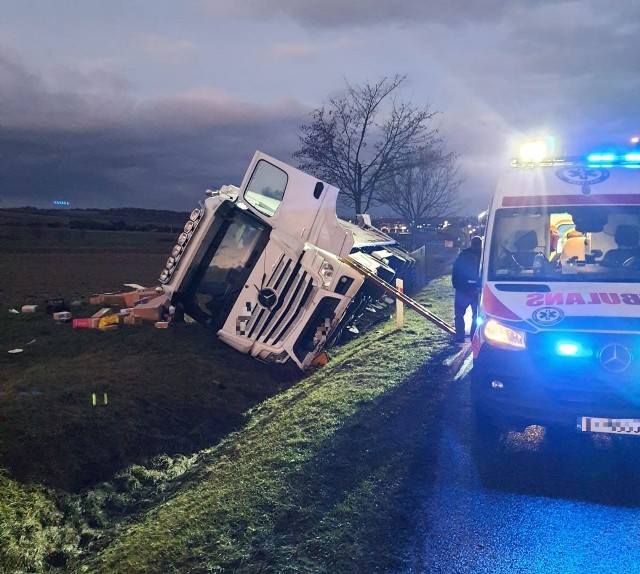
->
[1, 0, 639, 215]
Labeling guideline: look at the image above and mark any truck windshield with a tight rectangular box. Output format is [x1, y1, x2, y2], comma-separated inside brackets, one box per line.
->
[185, 211, 269, 327]
[488, 206, 640, 283]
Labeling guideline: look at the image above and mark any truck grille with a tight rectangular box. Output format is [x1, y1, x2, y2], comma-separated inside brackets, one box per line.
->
[246, 255, 315, 346]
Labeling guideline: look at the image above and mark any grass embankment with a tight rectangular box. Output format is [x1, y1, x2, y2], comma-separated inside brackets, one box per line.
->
[0, 224, 459, 572]
[77, 279, 457, 574]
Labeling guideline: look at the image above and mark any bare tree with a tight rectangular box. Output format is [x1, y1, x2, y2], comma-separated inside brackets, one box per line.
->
[294, 75, 439, 216]
[379, 147, 464, 223]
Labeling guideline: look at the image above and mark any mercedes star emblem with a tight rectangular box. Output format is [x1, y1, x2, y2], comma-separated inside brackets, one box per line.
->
[599, 343, 633, 373]
[258, 288, 278, 309]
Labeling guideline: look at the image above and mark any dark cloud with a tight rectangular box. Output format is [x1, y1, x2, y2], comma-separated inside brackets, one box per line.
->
[0, 51, 309, 210]
[208, 0, 513, 28]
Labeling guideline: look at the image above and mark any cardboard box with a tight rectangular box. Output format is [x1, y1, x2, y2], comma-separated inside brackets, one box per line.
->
[122, 291, 139, 308]
[53, 311, 72, 322]
[116, 309, 133, 320]
[86, 288, 163, 309]
[100, 324, 118, 331]
[123, 315, 143, 325]
[132, 295, 170, 322]
[101, 293, 127, 306]
[21, 305, 38, 313]
[72, 318, 92, 328]
[137, 287, 164, 298]
[91, 308, 113, 319]
[154, 321, 170, 329]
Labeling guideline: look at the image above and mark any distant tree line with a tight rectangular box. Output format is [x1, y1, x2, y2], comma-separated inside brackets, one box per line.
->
[0, 207, 190, 233]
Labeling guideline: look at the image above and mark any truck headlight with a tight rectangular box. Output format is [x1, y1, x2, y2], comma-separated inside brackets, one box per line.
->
[483, 319, 526, 350]
[166, 256, 176, 269]
[171, 245, 183, 257]
[319, 261, 335, 288]
[189, 207, 202, 221]
[178, 232, 189, 245]
[184, 220, 195, 233]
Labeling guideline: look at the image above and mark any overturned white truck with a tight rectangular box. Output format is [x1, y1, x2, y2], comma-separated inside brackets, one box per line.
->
[159, 151, 417, 370]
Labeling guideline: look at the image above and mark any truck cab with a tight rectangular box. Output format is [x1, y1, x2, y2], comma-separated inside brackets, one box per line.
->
[472, 146, 640, 436]
[159, 151, 414, 371]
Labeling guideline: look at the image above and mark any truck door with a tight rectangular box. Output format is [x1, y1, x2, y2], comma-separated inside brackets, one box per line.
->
[239, 151, 351, 256]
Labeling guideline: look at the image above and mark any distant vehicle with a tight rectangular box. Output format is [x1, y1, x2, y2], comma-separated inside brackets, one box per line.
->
[159, 151, 416, 371]
[472, 141, 640, 437]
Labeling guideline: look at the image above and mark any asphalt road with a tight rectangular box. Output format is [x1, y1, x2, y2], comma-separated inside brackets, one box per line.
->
[408, 345, 640, 574]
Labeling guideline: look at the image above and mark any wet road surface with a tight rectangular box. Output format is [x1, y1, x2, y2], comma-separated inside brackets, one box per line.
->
[410, 345, 640, 573]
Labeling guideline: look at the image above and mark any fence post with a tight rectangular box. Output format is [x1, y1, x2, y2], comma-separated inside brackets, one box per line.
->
[395, 278, 404, 329]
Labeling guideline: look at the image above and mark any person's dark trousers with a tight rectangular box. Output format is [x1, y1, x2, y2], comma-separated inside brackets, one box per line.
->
[454, 289, 478, 342]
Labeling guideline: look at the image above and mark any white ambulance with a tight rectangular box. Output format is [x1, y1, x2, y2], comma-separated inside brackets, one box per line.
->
[472, 144, 640, 437]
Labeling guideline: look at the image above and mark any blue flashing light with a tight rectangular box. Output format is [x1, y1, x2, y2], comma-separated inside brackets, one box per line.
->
[587, 153, 616, 163]
[625, 153, 640, 163]
[557, 342, 580, 356]
[553, 339, 593, 358]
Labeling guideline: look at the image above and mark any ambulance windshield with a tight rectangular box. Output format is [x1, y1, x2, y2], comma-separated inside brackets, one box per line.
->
[488, 206, 640, 283]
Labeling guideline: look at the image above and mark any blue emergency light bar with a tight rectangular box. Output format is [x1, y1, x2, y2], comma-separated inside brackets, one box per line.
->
[512, 151, 640, 168]
[587, 152, 640, 165]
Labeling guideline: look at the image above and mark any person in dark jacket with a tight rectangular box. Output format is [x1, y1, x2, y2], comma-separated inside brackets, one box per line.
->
[451, 236, 482, 343]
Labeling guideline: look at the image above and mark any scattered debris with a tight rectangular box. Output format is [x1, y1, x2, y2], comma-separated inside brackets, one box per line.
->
[45, 298, 67, 314]
[64, 286, 174, 330]
[11, 285, 173, 334]
[53, 311, 72, 322]
[131, 294, 170, 322]
[92, 308, 113, 319]
[98, 315, 119, 328]
[92, 393, 109, 406]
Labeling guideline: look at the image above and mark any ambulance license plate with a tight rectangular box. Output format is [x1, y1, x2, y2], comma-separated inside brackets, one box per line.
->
[580, 417, 640, 435]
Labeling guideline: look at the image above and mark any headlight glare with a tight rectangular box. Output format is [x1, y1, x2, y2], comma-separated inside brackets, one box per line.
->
[483, 319, 526, 350]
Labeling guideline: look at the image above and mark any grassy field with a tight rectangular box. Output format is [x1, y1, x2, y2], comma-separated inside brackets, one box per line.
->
[0, 218, 458, 573]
